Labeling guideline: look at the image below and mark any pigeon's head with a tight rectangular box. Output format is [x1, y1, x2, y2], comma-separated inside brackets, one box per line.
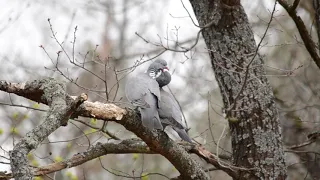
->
[147, 59, 171, 87]
[154, 59, 167, 67]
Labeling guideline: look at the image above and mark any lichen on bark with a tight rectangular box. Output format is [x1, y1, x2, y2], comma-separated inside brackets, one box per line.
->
[189, 0, 287, 179]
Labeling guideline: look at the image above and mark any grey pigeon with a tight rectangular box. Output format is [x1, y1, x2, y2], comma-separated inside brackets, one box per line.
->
[158, 88, 193, 143]
[152, 60, 193, 143]
[125, 62, 169, 130]
[153, 59, 171, 87]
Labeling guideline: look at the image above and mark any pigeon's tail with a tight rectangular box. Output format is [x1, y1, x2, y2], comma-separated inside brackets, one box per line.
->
[140, 108, 163, 130]
[172, 127, 192, 143]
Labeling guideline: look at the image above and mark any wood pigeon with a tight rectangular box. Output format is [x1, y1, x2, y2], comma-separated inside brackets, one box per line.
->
[125, 61, 169, 130]
[153, 59, 193, 143]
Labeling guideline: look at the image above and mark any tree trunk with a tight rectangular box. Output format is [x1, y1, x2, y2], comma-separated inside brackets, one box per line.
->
[189, 0, 287, 179]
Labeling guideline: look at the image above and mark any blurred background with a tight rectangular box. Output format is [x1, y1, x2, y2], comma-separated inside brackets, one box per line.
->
[0, 0, 319, 179]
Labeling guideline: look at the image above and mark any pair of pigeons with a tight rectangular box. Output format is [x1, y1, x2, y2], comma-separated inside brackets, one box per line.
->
[125, 59, 192, 143]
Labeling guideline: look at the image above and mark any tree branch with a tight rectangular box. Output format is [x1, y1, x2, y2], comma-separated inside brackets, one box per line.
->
[4, 79, 87, 180]
[0, 78, 213, 180]
[0, 139, 239, 179]
[34, 139, 153, 176]
[191, 146, 239, 178]
[278, 0, 320, 70]
[34, 141, 238, 178]
[0, 139, 152, 179]
[313, 0, 320, 54]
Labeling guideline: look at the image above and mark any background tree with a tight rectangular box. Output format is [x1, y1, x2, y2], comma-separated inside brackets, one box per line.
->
[0, 0, 319, 179]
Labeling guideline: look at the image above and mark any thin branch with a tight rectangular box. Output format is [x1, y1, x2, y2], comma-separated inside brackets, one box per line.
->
[191, 145, 242, 177]
[313, 0, 320, 54]
[291, 0, 300, 11]
[135, 14, 216, 55]
[0, 102, 47, 112]
[287, 139, 317, 150]
[287, 131, 320, 149]
[278, 0, 320, 70]
[72, 119, 121, 140]
[99, 157, 170, 179]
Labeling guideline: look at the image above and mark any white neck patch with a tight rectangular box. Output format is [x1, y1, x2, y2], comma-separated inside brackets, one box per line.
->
[149, 70, 162, 79]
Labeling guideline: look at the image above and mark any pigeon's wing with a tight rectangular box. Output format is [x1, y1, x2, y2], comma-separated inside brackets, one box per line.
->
[172, 127, 192, 143]
[125, 73, 163, 130]
[125, 73, 160, 108]
[158, 89, 192, 142]
[140, 92, 163, 130]
[158, 88, 184, 129]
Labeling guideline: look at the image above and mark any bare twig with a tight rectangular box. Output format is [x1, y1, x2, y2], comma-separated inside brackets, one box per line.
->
[313, 0, 320, 54]
[278, 0, 320, 70]
[72, 119, 121, 140]
[0, 102, 47, 112]
[99, 157, 170, 179]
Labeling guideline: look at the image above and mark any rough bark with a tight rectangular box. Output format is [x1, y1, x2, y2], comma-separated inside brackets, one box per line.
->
[117, 111, 209, 180]
[1, 139, 153, 179]
[0, 79, 210, 180]
[34, 139, 153, 175]
[189, 0, 287, 179]
[1, 79, 87, 180]
[1, 137, 236, 179]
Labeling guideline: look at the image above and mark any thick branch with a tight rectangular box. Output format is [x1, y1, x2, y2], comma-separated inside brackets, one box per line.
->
[34, 139, 152, 175]
[30, 140, 235, 178]
[0, 80, 46, 104]
[0, 79, 210, 180]
[5, 79, 87, 180]
[0, 139, 152, 179]
[81, 107, 210, 179]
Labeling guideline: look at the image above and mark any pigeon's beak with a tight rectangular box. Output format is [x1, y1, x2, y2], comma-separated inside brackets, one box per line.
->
[162, 66, 169, 72]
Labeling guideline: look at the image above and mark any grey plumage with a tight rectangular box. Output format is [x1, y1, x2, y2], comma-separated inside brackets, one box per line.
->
[158, 88, 193, 143]
[156, 70, 171, 88]
[151, 60, 192, 143]
[154, 59, 167, 67]
[125, 62, 168, 130]
[153, 59, 171, 87]
[126, 59, 192, 142]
